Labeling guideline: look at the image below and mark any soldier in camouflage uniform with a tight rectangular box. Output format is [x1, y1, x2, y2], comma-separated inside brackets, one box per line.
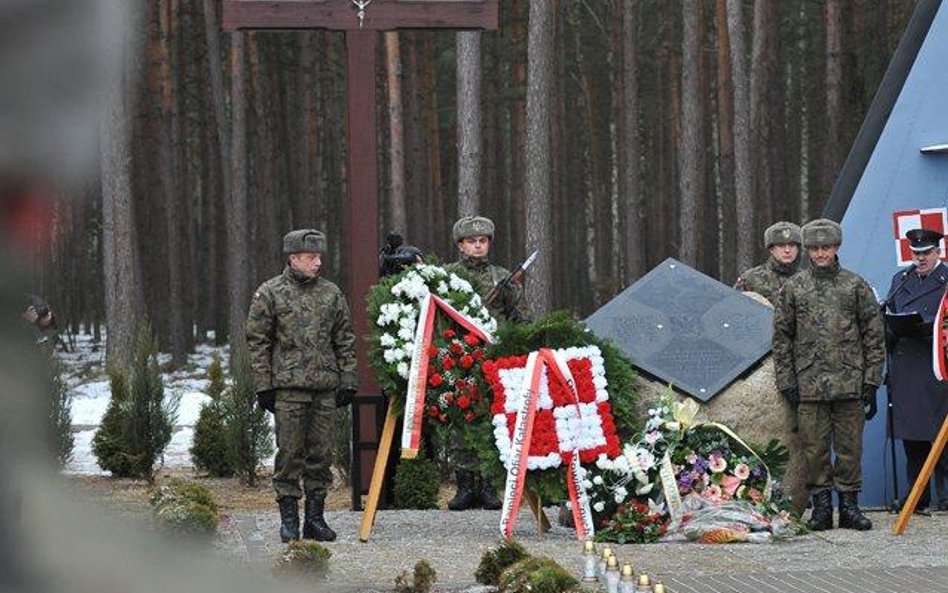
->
[245, 229, 357, 542]
[773, 219, 885, 531]
[734, 221, 802, 305]
[444, 215, 529, 510]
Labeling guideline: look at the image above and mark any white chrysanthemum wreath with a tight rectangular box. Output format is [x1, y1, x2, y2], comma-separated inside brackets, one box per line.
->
[369, 264, 497, 386]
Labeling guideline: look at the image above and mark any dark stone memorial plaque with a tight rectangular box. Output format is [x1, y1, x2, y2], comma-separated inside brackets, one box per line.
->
[585, 258, 773, 401]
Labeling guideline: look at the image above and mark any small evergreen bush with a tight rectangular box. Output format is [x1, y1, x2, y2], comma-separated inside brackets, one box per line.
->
[498, 556, 579, 593]
[394, 560, 437, 593]
[273, 540, 332, 579]
[190, 356, 234, 477]
[149, 477, 219, 537]
[392, 454, 440, 510]
[475, 539, 530, 586]
[92, 368, 135, 477]
[47, 352, 73, 466]
[91, 325, 179, 479]
[223, 341, 273, 486]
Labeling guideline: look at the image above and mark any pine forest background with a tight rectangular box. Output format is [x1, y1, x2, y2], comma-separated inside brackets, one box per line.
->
[35, 0, 918, 369]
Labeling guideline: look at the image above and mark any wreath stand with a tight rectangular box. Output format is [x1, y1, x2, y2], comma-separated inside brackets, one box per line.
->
[891, 413, 948, 534]
[358, 407, 551, 542]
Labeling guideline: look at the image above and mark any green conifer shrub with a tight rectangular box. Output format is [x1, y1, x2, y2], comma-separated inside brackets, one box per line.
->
[149, 477, 219, 537]
[92, 367, 135, 477]
[190, 356, 234, 476]
[498, 556, 579, 593]
[392, 453, 440, 510]
[475, 539, 530, 586]
[273, 541, 332, 579]
[47, 352, 73, 466]
[223, 341, 273, 486]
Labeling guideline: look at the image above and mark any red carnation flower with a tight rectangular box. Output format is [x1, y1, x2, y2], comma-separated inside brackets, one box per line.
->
[450, 342, 464, 355]
[427, 345, 439, 357]
[442, 328, 457, 339]
[441, 356, 456, 370]
[464, 411, 475, 422]
[455, 379, 468, 391]
[428, 405, 440, 417]
[443, 392, 455, 405]
[438, 413, 448, 423]
[457, 395, 471, 410]
[463, 333, 481, 346]
[472, 349, 484, 361]
[429, 373, 444, 387]
[460, 354, 474, 369]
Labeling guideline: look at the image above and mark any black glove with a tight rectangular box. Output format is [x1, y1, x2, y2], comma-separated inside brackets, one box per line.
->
[780, 386, 800, 408]
[256, 390, 276, 413]
[335, 387, 356, 408]
[862, 383, 879, 421]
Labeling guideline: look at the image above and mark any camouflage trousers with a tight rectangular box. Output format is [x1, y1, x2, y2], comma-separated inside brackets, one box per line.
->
[450, 429, 478, 472]
[272, 388, 336, 500]
[797, 399, 864, 494]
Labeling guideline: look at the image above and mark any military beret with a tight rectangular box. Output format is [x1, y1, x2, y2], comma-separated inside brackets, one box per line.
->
[452, 215, 495, 242]
[763, 221, 802, 248]
[801, 219, 843, 248]
[906, 228, 942, 252]
[283, 229, 326, 254]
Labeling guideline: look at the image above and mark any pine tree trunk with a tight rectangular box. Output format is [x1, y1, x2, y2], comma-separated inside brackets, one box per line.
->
[227, 33, 250, 351]
[678, 1, 702, 268]
[456, 31, 483, 218]
[525, 0, 553, 314]
[727, 0, 754, 274]
[384, 32, 407, 235]
[621, 0, 644, 283]
[101, 13, 143, 370]
[823, 0, 842, 199]
[716, 0, 737, 283]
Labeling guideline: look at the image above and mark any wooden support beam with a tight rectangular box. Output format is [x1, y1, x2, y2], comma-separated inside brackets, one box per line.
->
[359, 406, 399, 541]
[223, 0, 499, 31]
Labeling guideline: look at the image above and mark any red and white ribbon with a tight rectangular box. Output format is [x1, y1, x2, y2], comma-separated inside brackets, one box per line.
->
[933, 289, 948, 381]
[400, 293, 494, 458]
[499, 348, 595, 540]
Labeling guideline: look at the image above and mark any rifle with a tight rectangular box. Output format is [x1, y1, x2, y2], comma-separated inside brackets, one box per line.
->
[485, 249, 539, 307]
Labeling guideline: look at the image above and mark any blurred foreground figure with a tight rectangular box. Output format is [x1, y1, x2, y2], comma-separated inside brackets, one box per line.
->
[0, 3, 322, 592]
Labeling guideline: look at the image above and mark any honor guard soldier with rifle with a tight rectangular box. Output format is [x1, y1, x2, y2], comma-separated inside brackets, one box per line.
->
[734, 221, 802, 305]
[246, 229, 358, 542]
[445, 215, 532, 510]
[883, 228, 948, 512]
[773, 219, 885, 531]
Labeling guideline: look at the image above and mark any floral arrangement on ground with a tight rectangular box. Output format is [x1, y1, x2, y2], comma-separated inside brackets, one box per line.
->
[582, 393, 802, 543]
[467, 311, 639, 504]
[366, 263, 497, 419]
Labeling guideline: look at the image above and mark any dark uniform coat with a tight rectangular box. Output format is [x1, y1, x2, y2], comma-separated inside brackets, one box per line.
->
[885, 262, 948, 441]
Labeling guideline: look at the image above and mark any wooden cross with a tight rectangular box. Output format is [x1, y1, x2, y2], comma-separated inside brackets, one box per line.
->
[222, 0, 499, 538]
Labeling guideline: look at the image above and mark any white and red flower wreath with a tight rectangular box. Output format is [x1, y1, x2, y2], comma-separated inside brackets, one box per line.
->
[483, 345, 622, 471]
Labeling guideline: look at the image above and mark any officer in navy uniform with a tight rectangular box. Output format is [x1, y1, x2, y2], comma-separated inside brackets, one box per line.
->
[884, 228, 948, 511]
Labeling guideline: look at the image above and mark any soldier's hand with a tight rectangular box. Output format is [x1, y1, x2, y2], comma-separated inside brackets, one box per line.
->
[780, 387, 800, 408]
[861, 383, 879, 420]
[256, 390, 276, 413]
[335, 387, 356, 408]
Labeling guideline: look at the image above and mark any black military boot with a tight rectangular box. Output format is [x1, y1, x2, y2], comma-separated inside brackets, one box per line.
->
[302, 493, 337, 541]
[278, 497, 300, 543]
[479, 475, 502, 510]
[806, 490, 833, 531]
[448, 470, 478, 511]
[837, 491, 872, 530]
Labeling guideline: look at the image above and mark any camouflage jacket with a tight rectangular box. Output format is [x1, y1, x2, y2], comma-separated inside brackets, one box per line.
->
[772, 260, 885, 401]
[245, 266, 357, 395]
[734, 256, 799, 305]
[446, 255, 528, 324]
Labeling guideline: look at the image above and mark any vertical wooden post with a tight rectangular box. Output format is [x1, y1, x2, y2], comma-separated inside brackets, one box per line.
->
[359, 406, 398, 541]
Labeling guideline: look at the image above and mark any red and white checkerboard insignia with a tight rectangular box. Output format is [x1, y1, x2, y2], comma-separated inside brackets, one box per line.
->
[892, 208, 948, 266]
[484, 345, 621, 471]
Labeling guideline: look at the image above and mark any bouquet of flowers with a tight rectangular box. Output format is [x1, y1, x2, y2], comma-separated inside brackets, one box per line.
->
[670, 427, 771, 505]
[424, 326, 489, 426]
[595, 499, 670, 544]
